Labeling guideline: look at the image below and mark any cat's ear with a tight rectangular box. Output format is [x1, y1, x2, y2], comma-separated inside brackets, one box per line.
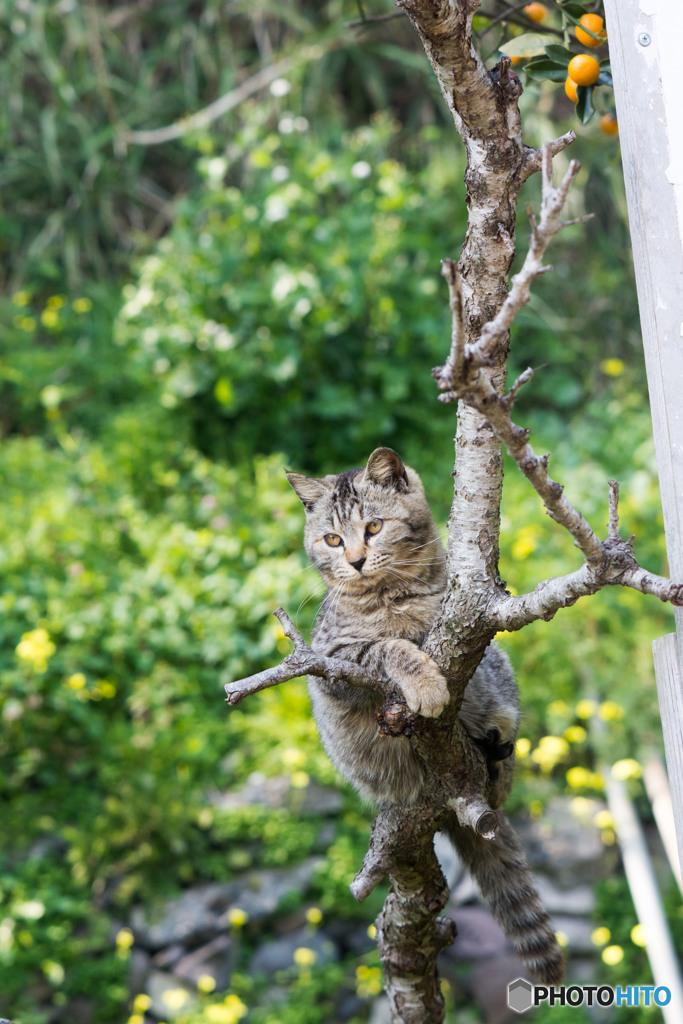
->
[286, 472, 332, 511]
[363, 447, 409, 490]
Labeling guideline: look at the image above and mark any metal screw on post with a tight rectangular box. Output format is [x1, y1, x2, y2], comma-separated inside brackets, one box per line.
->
[638, 32, 652, 46]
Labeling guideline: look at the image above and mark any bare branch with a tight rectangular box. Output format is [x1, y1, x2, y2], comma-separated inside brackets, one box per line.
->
[522, 131, 577, 181]
[608, 478, 621, 540]
[224, 607, 389, 704]
[449, 795, 498, 838]
[469, 146, 583, 369]
[119, 45, 326, 147]
[432, 259, 466, 392]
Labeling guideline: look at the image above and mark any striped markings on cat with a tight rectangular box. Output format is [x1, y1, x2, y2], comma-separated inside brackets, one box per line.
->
[507, 978, 673, 1013]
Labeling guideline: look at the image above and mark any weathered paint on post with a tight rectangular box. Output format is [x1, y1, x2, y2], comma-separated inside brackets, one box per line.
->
[603, 0, 683, 872]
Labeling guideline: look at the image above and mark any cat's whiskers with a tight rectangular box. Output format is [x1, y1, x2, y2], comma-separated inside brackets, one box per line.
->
[292, 561, 317, 576]
[295, 580, 326, 623]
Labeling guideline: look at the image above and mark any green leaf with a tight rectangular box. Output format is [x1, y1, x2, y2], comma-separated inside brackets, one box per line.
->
[557, 1, 589, 17]
[544, 44, 575, 64]
[498, 32, 549, 58]
[576, 84, 595, 124]
[524, 58, 568, 83]
[596, 71, 613, 87]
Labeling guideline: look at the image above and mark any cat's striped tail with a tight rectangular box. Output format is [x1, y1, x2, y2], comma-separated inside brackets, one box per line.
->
[443, 812, 566, 985]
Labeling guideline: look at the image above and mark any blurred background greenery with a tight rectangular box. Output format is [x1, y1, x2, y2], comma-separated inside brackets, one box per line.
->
[1, 1, 679, 1022]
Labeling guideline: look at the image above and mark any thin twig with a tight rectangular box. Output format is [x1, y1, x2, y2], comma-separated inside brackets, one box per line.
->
[119, 44, 328, 146]
[224, 607, 390, 704]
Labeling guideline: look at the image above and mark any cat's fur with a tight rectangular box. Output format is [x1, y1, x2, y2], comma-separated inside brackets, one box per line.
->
[287, 447, 564, 984]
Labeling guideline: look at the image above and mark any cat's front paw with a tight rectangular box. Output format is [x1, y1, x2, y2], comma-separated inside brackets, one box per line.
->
[400, 660, 450, 718]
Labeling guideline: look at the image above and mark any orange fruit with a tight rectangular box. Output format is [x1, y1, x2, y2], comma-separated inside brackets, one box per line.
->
[510, 55, 523, 66]
[564, 77, 579, 103]
[567, 53, 600, 86]
[600, 113, 619, 136]
[524, 3, 547, 23]
[575, 13, 606, 48]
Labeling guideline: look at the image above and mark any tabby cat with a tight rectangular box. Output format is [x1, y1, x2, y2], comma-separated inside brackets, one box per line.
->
[287, 447, 564, 985]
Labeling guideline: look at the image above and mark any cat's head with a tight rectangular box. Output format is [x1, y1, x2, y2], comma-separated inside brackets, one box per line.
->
[286, 448, 443, 589]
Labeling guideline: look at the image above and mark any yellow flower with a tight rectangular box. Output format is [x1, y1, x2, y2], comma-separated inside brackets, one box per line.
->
[306, 906, 323, 925]
[227, 907, 248, 928]
[515, 737, 531, 757]
[356, 964, 383, 998]
[555, 931, 569, 948]
[14, 315, 36, 331]
[73, 297, 93, 313]
[591, 926, 611, 946]
[293, 946, 317, 967]
[133, 994, 151, 1011]
[611, 758, 642, 781]
[282, 748, 306, 768]
[67, 673, 86, 690]
[161, 988, 190, 1009]
[367, 924, 377, 940]
[47, 295, 66, 309]
[593, 809, 614, 829]
[511, 526, 540, 561]
[531, 735, 569, 771]
[98, 681, 117, 699]
[41, 308, 60, 328]
[575, 699, 598, 720]
[601, 358, 625, 377]
[599, 700, 624, 722]
[602, 944, 624, 965]
[206, 1006, 235, 1023]
[547, 700, 570, 717]
[116, 928, 134, 950]
[566, 766, 592, 789]
[223, 994, 247, 1017]
[564, 725, 587, 744]
[290, 770, 310, 789]
[16, 628, 56, 672]
[630, 924, 647, 947]
[197, 974, 216, 993]
[12, 290, 30, 306]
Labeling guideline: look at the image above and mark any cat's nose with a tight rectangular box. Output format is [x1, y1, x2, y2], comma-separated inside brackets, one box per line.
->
[350, 557, 366, 572]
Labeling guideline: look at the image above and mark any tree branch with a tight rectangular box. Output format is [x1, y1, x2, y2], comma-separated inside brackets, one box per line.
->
[430, 140, 683, 626]
[224, 607, 389, 704]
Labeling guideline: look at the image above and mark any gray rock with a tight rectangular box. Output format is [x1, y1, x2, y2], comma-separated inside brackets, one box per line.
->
[443, 905, 509, 960]
[153, 944, 186, 969]
[146, 969, 197, 1021]
[552, 915, 597, 955]
[217, 858, 320, 927]
[208, 773, 343, 816]
[130, 883, 232, 949]
[514, 798, 617, 885]
[470, 954, 529, 1024]
[173, 934, 234, 990]
[248, 927, 338, 977]
[128, 948, 152, 994]
[535, 875, 596, 917]
[131, 858, 320, 949]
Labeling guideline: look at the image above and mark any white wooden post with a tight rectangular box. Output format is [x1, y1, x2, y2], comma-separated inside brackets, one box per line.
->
[602, 0, 683, 873]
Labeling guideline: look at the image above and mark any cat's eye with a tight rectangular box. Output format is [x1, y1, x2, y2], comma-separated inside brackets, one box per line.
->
[366, 519, 383, 536]
[324, 534, 343, 547]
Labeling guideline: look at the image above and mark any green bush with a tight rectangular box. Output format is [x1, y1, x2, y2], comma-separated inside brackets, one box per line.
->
[115, 114, 462, 475]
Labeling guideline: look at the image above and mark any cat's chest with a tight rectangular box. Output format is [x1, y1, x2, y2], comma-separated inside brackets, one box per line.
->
[333, 588, 441, 640]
